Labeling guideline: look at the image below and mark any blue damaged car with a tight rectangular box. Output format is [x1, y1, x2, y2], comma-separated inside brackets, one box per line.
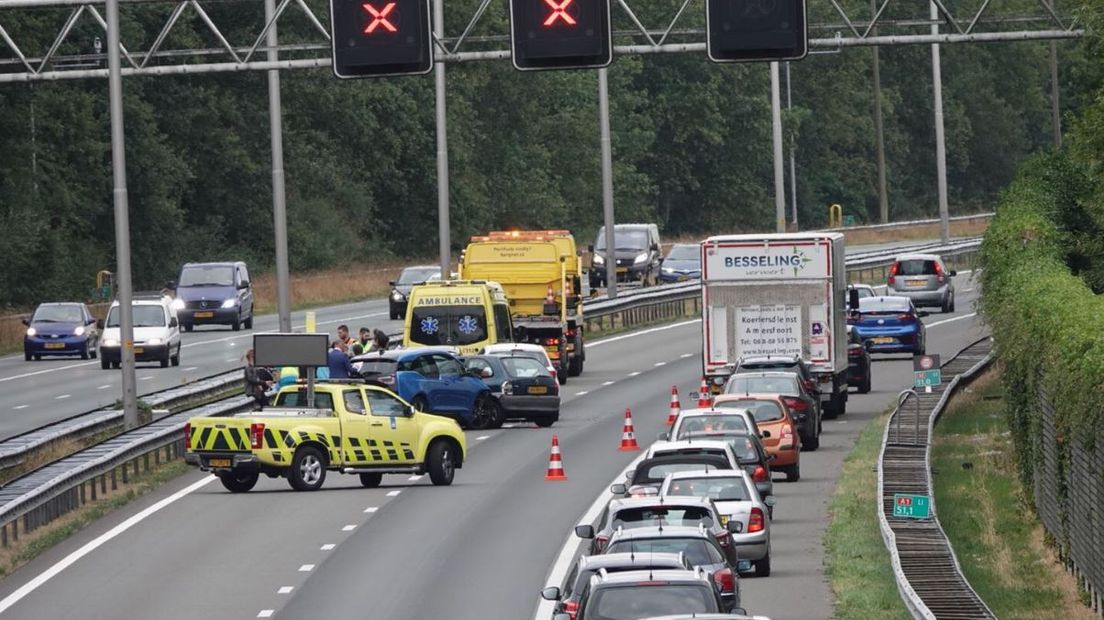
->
[847, 296, 928, 355]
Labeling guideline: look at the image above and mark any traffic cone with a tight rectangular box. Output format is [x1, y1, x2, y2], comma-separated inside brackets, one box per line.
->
[545, 434, 567, 481]
[697, 377, 712, 408]
[667, 386, 681, 426]
[619, 408, 640, 451]
[543, 285, 557, 315]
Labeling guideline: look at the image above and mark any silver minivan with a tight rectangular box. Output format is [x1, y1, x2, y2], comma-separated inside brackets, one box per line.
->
[886, 253, 957, 312]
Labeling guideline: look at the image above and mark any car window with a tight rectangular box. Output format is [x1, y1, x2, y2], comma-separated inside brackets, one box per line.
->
[637, 461, 723, 484]
[398, 267, 440, 285]
[677, 415, 748, 437]
[343, 389, 366, 414]
[858, 298, 911, 314]
[493, 304, 513, 343]
[610, 506, 713, 529]
[434, 355, 464, 378]
[409, 305, 487, 347]
[409, 355, 439, 379]
[465, 358, 494, 378]
[605, 538, 724, 566]
[896, 259, 938, 276]
[274, 389, 335, 410]
[665, 244, 698, 261]
[726, 375, 799, 396]
[667, 476, 751, 502]
[179, 265, 234, 287]
[365, 390, 407, 417]
[355, 358, 398, 376]
[239, 264, 250, 284]
[106, 305, 166, 328]
[502, 357, 549, 378]
[586, 584, 715, 620]
[715, 400, 784, 423]
[32, 305, 85, 323]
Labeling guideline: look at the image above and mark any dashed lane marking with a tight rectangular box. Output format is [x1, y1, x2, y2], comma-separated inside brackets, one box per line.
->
[407, 475, 423, 482]
[628, 371, 641, 377]
[321, 544, 336, 551]
[574, 391, 588, 396]
[298, 564, 314, 572]
[55, 394, 70, 400]
[342, 525, 356, 532]
[13, 405, 27, 410]
[258, 610, 274, 618]
[386, 490, 401, 497]
[654, 362, 666, 367]
[364, 507, 378, 513]
[97, 385, 111, 390]
[601, 381, 614, 386]
[476, 435, 489, 441]
[278, 587, 293, 594]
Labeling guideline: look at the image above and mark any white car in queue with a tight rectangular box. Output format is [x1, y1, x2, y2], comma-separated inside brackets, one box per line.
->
[645, 440, 741, 471]
[662, 408, 762, 443]
[660, 469, 774, 577]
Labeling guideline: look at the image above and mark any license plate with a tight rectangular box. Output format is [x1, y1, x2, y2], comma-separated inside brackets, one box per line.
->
[616, 267, 628, 274]
[528, 385, 548, 394]
[678, 275, 690, 281]
[133, 347, 144, 354]
[194, 311, 214, 318]
[208, 458, 232, 468]
[906, 279, 928, 288]
[44, 343, 65, 349]
[871, 337, 896, 344]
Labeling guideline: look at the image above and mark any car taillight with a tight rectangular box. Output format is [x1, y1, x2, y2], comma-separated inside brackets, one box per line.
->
[783, 397, 808, 412]
[896, 313, 916, 322]
[184, 422, 191, 450]
[544, 337, 561, 346]
[713, 567, 735, 593]
[752, 465, 769, 482]
[595, 534, 609, 552]
[934, 262, 946, 283]
[565, 328, 577, 338]
[888, 262, 899, 286]
[250, 422, 265, 450]
[748, 507, 765, 533]
[564, 599, 579, 619]
[715, 529, 731, 548]
[780, 424, 794, 440]
[848, 346, 861, 357]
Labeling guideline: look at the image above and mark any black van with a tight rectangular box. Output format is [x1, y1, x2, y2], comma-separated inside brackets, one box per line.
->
[589, 223, 663, 289]
[171, 261, 255, 331]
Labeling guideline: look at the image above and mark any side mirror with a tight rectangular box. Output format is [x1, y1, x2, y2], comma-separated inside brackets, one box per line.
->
[760, 430, 771, 438]
[404, 405, 415, 417]
[949, 269, 958, 277]
[239, 280, 250, 289]
[848, 288, 860, 310]
[480, 367, 493, 379]
[764, 495, 777, 507]
[575, 524, 595, 539]
[87, 317, 96, 325]
[540, 586, 562, 602]
[727, 520, 743, 533]
[388, 281, 396, 287]
[166, 280, 177, 290]
[587, 244, 595, 253]
[169, 317, 179, 328]
[21, 318, 29, 326]
[610, 483, 627, 495]
[656, 432, 669, 440]
[96, 319, 105, 330]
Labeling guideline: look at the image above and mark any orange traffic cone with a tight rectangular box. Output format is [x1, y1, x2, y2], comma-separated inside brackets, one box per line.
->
[545, 434, 567, 480]
[667, 386, 681, 426]
[619, 408, 640, 451]
[697, 378, 712, 408]
[543, 285, 557, 315]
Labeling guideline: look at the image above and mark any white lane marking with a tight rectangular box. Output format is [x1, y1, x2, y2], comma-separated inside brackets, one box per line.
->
[926, 312, 978, 328]
[476, 435, 489, 441]
[654, 361, 666, 367]
[342, 525, 356, 532]
[574, 391, 588, 396]
[587, 319, 700, 349]
[13, 405, 27, 410]
[55, 394, 70, 400]
[963, 288, 975, 293]
[258, 610, 275, 618]
[601, 381, 614, 387]
[183, 366, 198, 372]
[97, 385, 111, 390]
[628, 371, 641, 377]
[321, 543, 336, 551]
[364, 507, 379, 513]
[680, 353, 693, 359]
[0, 475, 217, 614]
[298, 564, 314, 572]
[140, 376, 154, 381]
[386, 490, 401, 497]
[532, 451, 650, 620]
[407, 475, 423, 482]
[278, 586, 294, 594]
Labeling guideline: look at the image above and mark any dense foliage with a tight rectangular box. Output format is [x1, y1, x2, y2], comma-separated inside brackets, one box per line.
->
[0, 0, 1090, 306]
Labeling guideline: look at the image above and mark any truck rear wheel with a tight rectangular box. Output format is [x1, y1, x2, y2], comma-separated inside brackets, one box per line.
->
[426, 440, 457, 486]
[568, 340, 584, 377]
[288, 446, 327, 491]
[220, 472, 259, 493]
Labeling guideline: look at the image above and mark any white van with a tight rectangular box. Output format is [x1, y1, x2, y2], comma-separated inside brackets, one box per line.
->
[99, 294, 182, 369]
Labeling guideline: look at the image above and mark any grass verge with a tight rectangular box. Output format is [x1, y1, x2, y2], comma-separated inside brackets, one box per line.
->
[825, 409, 910, 620]
[932, 369, 1095, 620]
[0, 459, 192, 579]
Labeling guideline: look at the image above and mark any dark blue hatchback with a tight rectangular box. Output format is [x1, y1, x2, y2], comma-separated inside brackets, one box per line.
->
[23, 302, 100, 361]
[848, 296, 928, 355]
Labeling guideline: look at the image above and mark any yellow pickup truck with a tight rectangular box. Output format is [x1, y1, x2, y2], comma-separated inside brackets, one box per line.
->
[184, 382, 467, 493]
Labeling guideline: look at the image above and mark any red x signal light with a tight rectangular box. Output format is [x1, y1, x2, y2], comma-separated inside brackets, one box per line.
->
[543, 0, 577, 26]
[362, 2, 398, 34]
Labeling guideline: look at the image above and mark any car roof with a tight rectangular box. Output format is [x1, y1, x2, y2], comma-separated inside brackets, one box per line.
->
[607, 525, 711, 541]
[728, 371, 798, 379]
[677, 407, 754, 416]
[483, 343, 546, 354]
[591, 568, 710, 587]
[352, 347, 458, 363]
[641, 615, 769, 620]
[894, 253, 941, 261]
[649, 440, 732, 454]
[608, 495, 715, 511]
[402, 264, 440, 272]
[182, 261, 241, 268]
[578, 552, 688, 571]
[35, 302, 84, 308]
[739, 355, 801, 364]
[858, 296, 912, 308]
[637, 454, 731, 468]
[713, 394, 786, 406]
[663, 469, 751, 481]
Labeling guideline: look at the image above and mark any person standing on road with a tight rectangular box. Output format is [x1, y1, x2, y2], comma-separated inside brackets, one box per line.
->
[244, 348, 273, 411]
[327, 340, 355, 379]
[357, 327, 373, 353]
[337, 325, 354, 348]
[373, 328, 390, 352]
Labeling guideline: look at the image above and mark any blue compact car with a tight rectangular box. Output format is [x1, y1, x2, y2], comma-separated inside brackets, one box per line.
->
[659, 243, 702, 283]
[351, 348, 498, 429]
[23, 302, 100, 361]
[848, 296, 927, 355]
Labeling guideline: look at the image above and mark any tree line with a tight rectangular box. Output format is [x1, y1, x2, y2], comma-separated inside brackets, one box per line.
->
[0, 0, 1094, 308]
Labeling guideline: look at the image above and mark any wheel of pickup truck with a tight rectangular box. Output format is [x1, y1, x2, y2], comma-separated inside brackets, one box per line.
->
[426, 440, 456, 486]
[359, 473, 383, 488]
[219, 472, 259, 493]
[288, 446, 327, 491]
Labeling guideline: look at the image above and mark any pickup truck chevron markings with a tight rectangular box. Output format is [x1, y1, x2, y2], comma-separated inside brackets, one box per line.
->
[185, 383, 467, 493]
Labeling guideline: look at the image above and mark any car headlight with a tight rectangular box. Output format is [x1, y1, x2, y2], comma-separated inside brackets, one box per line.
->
[633, 252, 649, 264]
[170, 298, 185, 311]
[25, 327, 36, 337]
[391, 292, 404, 302]
[662, 267, 675, 274]
[103, 339, 120, 347]
[501, 381, 513, 396]
[74, 326, 85, 336]
[592, 254, 605, 265]
[147, 338, 164, 345]
[220, 298, 237, 309]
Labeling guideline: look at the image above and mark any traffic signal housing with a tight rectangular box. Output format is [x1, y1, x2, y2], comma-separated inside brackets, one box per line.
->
[330, 0, 434, 78]
[706, 0, 809, 62]
[509, 0, 613, 71]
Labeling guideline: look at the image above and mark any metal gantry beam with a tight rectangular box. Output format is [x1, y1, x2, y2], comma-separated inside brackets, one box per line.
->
[0, 0, 1084, 82]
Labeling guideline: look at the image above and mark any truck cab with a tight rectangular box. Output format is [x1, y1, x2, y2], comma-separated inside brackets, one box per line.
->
[403, 280, 513, 356]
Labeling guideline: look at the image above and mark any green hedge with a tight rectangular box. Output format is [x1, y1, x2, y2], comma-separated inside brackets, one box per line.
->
[979, 151, 1104, 488]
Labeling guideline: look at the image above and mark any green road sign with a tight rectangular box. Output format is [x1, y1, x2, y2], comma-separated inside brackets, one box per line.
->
[914, 368, 942, 388]
[893, 493, 931, 519]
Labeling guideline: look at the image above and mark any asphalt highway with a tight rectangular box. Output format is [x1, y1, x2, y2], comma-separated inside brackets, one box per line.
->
[0, 273, 985, 620]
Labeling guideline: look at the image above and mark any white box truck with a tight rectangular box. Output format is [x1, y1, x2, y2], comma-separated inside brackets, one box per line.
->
[700, 232, 849, 417]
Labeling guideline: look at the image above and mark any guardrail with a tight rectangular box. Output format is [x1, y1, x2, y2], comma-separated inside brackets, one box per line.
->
[877, 336, 996, 619]
[823, 212, 993, 233]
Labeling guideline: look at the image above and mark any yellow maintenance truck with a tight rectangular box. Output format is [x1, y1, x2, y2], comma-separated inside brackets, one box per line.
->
[401, 280, 513, 356]
[458, 230, 585, 381]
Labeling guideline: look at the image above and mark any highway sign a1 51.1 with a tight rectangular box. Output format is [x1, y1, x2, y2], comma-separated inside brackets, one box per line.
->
[912, 354, 941, 389]
[893, 493, 931, 519]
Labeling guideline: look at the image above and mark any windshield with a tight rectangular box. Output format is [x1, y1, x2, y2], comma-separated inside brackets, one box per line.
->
[895, 259, 938, 275]
[354, 359, 398, 376]
[606, 538, 724, 566]
[853, 286, 875, 299]
[858, 298, 911, 313]
[716, 400, 785, 422]
[596, 230, 649, 251]
[726, 375, 799, 396]
[106, 305, 166, 328]
[502, 357, 550, 378]
[409, 305, 487, 347]
[636, 461, 725, 484]
[398, 267, 440, 285]
[676, 415, 748, 437]
[178, 265, 234, 287]
[32, 304, 84, 323]
[665, 244, 698, 261]
[610, 506, 712, 529]
[667, 476, 751, 502]
[584, 583, 716, 620]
